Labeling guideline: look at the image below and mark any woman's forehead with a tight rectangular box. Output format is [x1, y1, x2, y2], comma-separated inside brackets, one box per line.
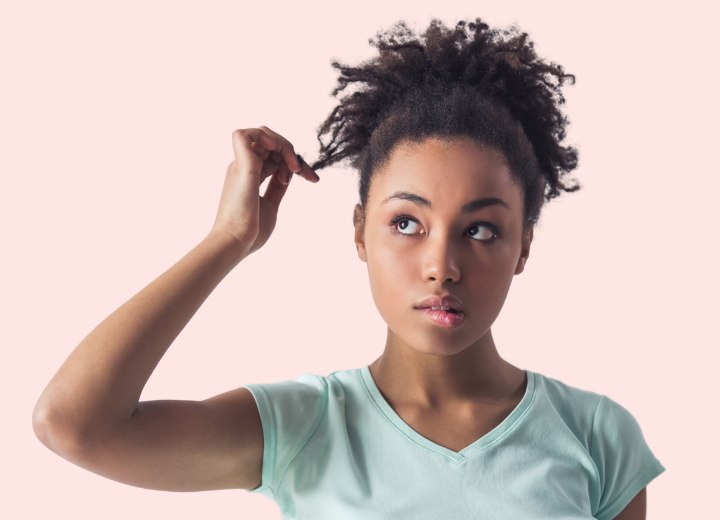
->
[368, 137, 523, 211]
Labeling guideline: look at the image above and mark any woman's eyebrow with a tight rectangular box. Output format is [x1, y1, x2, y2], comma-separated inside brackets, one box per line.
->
[381, 191, 510, 212]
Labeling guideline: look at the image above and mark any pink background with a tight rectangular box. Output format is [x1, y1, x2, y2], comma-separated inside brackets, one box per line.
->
[2, 1, 716, 517]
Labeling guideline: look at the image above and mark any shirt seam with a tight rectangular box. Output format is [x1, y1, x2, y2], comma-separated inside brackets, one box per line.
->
[593, 462, 665, 520]
[274, 376, 330, 493]
[242, 384, 279, 501]
[588, 394, 605, 457]
[587, 394, 606, 512]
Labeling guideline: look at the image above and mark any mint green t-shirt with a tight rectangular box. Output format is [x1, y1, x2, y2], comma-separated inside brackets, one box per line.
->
[243, 367, 664, 519]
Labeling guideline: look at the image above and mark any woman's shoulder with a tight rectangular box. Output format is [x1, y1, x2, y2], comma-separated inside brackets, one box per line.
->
[530, 370, 647, 447]
[529, 370, 609, 441]
[532, 369, 605, 410]
[242, 366, 362, 403]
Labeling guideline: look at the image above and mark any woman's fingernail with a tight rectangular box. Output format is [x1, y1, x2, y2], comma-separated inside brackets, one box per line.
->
[278, 170, 288, 185]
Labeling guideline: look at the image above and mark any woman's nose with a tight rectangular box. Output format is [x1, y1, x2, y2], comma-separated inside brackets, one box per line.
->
[421, 234, 461, 284]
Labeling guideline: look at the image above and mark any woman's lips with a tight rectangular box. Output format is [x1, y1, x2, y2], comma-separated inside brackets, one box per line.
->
[414, 294, 464, 313]
[416, 307, 465, 328]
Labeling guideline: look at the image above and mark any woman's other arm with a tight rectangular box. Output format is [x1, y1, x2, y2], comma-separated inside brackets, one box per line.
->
[613, 488, 646, 520]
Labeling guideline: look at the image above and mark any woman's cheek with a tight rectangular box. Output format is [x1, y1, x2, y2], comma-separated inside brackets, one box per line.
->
[367, 243, 409, 300]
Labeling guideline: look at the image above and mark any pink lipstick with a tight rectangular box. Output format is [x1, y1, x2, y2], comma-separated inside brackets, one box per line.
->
[414, 294, 465, 328]
[417, 307, 465, 328]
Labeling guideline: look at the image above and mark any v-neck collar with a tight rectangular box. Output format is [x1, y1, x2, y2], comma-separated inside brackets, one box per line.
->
[359, 365, 537, 463]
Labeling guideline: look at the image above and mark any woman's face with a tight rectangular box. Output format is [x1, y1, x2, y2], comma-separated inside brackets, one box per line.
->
[354, 136, 533, 357]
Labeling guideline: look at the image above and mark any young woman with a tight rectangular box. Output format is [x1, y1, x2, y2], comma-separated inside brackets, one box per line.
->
[32, 18, 665, 519]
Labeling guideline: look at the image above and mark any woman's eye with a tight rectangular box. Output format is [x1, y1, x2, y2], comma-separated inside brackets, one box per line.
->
[468, 223, 498, 241]
[393, 216, 421, 235]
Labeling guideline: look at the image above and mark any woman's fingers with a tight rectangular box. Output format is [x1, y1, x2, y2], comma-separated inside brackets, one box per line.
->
[231, 128, 262, 160]
[292, 154, 321, 183]
[260, 157, 281, 178]
[216, 126, 321, 256]
[230, 129, 266, 188]
[258, 125, 302, 177]
[231, 126, 320, 187]
[252, 141, 270, 161]
[263, 161, 293, 210]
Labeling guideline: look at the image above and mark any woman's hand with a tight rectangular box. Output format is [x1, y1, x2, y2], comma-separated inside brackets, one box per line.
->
[211, 126, 320, 257]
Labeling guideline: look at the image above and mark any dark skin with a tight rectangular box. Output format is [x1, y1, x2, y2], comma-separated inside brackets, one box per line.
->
[354, 137, 530, 425]
[354, 137, 529, 450]
[353, 136, 647, 519]
[34, 127, 646, 516]
[31, 126, 317, 492]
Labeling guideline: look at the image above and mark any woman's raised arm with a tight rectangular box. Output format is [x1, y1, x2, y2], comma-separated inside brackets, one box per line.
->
[31, 127, 319, 491]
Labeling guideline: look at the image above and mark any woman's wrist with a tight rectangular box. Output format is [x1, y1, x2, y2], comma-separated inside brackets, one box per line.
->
[204, 228, 253, 268]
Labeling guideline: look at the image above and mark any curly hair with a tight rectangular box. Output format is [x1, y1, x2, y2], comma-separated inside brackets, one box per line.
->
[310, 18, 580, 228]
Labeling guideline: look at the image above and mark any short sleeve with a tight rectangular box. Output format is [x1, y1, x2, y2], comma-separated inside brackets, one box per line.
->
[589, 395, 665, 520]
[242, 373, 328, 499]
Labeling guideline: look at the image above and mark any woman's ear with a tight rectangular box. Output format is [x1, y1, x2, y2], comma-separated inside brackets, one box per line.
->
[353, 203, 368, 262]
[514, 226, 533, 275]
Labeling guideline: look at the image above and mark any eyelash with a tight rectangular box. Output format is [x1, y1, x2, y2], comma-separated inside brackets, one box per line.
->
[390, 215, 500, 242]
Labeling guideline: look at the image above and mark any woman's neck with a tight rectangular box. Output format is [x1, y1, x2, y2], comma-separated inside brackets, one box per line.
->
[368, 328, 525, 409]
